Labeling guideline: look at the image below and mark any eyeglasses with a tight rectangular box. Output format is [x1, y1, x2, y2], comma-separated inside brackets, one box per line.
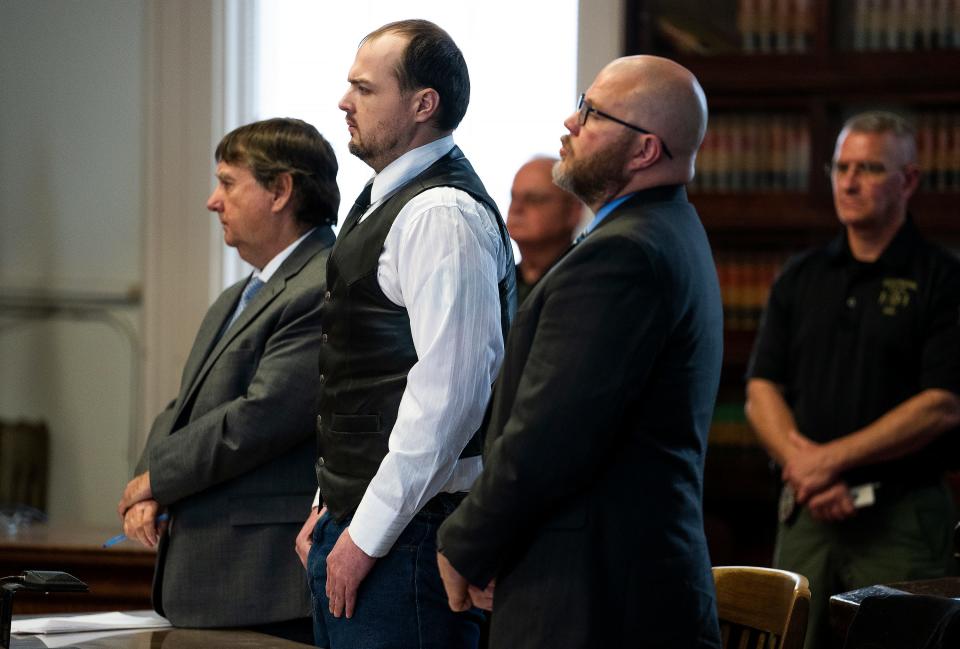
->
[824, 160, 895, 180]
[577, 93, 674, 160]
[511, 191, 560, 208]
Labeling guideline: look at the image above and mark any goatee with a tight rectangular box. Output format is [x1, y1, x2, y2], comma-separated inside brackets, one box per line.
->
[553, 136, 632, 208]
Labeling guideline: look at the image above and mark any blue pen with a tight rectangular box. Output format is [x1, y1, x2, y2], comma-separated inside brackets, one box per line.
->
[103, 512, 170, 548]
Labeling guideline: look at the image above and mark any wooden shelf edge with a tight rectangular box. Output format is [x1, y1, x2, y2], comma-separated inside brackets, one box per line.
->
[690, 193, 959, 235]
[658, 52, 960, 97]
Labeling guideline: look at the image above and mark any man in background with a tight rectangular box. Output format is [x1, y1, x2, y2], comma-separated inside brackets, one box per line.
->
[118, 118, 338, 643]
[295, 19, 514, 649]
[437, 55, 723, 648]
[746, 111, 960, 649]
[507, 157, 583, 304]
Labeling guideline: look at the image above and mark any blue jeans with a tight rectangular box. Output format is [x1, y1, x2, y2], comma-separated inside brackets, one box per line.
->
[307, 505, 482, 649]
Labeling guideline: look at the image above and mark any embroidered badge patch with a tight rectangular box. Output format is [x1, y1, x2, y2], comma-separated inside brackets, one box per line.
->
[877, 278, 917, 316]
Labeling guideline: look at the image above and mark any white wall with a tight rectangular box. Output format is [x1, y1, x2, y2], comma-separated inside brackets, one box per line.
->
[0, 1, 144, 295]
[0, 0, 146, 525]
[256, 1, 578, 230]
[579, 0, 624, 91]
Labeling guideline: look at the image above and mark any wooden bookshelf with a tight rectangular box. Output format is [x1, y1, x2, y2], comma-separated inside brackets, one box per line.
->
[625, 0, 960, 567]
[693, 194, 959, 235]
[625, 0, 960, 362]
[658, 52, 960, 94]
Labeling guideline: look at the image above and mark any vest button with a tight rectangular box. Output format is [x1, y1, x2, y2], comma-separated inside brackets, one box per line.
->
[316, 415, 323, 427]
[319, 374, 326, 384]
[317, 456, 325, 467]
[324, 291, 332, 301]
[321, 333, 328, 343]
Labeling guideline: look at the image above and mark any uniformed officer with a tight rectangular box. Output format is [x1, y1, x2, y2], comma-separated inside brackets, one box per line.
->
[745, 110, 960, 649]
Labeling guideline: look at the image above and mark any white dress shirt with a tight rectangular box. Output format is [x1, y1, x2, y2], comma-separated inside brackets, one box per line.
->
[254, 227, 315, 279]
[314, 136, 510, 557]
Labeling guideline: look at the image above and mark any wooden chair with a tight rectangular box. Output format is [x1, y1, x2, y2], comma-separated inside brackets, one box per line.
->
[713, 566, 811, 649]
[0, 419, 49, 511]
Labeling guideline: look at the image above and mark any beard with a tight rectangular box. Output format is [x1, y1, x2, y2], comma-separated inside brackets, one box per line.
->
[553, 135, 633, 207]
[347, 118, 403, 170]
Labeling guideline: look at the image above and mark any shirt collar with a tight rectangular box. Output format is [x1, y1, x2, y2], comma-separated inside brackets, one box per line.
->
[255, 227, 315, 283]
[368, 135, 456, 206]
[584, 193, 634, 235]
[827, 216, 918, 272]
[877, 216, 919, 271]
[583, 184, 689, 236]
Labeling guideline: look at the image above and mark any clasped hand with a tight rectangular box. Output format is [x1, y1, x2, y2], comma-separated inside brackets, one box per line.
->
[782, 432, 855, 521]
[437, 552, 494, 612]
[117, 472, 167, 547]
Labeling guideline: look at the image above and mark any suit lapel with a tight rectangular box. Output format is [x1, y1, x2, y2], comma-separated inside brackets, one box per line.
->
[175, 280, 245, 411]
[171, 227, 333, 428]
[170, 278, 270, 429]
[205, 280, 282, 360]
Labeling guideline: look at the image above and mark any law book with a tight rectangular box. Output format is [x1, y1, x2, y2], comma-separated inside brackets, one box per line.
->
[949, 114, 960, 190]
[739, 0, 758, 52]
[918, 115, 936, 191]
[795, 0, 815, 51]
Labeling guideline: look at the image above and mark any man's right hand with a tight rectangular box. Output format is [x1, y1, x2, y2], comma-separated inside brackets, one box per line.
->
[122, 499, 166, 548]
[296, 506, 325, 569]
[782, 431, 842, 504]
[807, 482, 856, 522]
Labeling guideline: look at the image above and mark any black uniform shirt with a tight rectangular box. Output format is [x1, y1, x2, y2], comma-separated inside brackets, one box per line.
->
[748, 218, 960, 484]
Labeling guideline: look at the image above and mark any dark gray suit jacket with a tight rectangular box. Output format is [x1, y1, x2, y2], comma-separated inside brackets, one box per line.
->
[135, 226, 333, 627]
[438, 186, 724, 648]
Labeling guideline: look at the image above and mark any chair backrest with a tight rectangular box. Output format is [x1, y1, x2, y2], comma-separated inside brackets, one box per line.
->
[0, 419, 49, 511]
[713, 566, 811, 649]
[954, 520, 960, 559]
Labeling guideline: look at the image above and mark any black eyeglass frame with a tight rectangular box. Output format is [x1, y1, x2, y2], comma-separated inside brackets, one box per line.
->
[577, 93, 674, 160]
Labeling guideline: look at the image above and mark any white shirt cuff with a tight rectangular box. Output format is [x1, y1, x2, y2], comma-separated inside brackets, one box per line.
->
[349, 490, 414, 558]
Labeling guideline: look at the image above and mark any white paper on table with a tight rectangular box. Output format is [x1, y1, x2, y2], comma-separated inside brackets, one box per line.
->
[37, 628, 146, 648]
[11, 610, 171, 635]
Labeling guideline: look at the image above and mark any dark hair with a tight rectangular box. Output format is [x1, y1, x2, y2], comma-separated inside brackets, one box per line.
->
[214, 118, 340, 226]
[362, 19, 470, 131]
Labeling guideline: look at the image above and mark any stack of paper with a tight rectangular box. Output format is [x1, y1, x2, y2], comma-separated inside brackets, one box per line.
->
[12, 610, 171, 635]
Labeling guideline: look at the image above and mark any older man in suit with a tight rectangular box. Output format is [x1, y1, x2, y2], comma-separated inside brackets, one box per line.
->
[117, 118, 338, 643]
[437, 56, 724, 648]
[507, 157, 584, 304]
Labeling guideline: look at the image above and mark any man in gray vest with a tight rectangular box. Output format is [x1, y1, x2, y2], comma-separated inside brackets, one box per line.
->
[293, 19, 515, 649]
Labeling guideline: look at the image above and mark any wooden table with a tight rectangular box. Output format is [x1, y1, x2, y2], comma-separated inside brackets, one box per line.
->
[829, 577, 960, 648]
[10, 625, 313, 648]
[0, 524, 155, 613]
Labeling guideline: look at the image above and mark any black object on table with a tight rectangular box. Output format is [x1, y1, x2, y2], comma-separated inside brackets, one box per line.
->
[1, 571, 88, 649]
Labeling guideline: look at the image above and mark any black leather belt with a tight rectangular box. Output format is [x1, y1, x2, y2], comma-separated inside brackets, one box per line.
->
[866, 476, 943, 503]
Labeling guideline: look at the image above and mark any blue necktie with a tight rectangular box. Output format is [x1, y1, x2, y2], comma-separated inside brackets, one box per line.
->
[225, 276, 265, 331]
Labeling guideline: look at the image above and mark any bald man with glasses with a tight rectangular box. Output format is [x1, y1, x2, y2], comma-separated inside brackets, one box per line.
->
[576, 92, 675, 159]
[746, 111, 960, 649]
[436, 55, 723, 648]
